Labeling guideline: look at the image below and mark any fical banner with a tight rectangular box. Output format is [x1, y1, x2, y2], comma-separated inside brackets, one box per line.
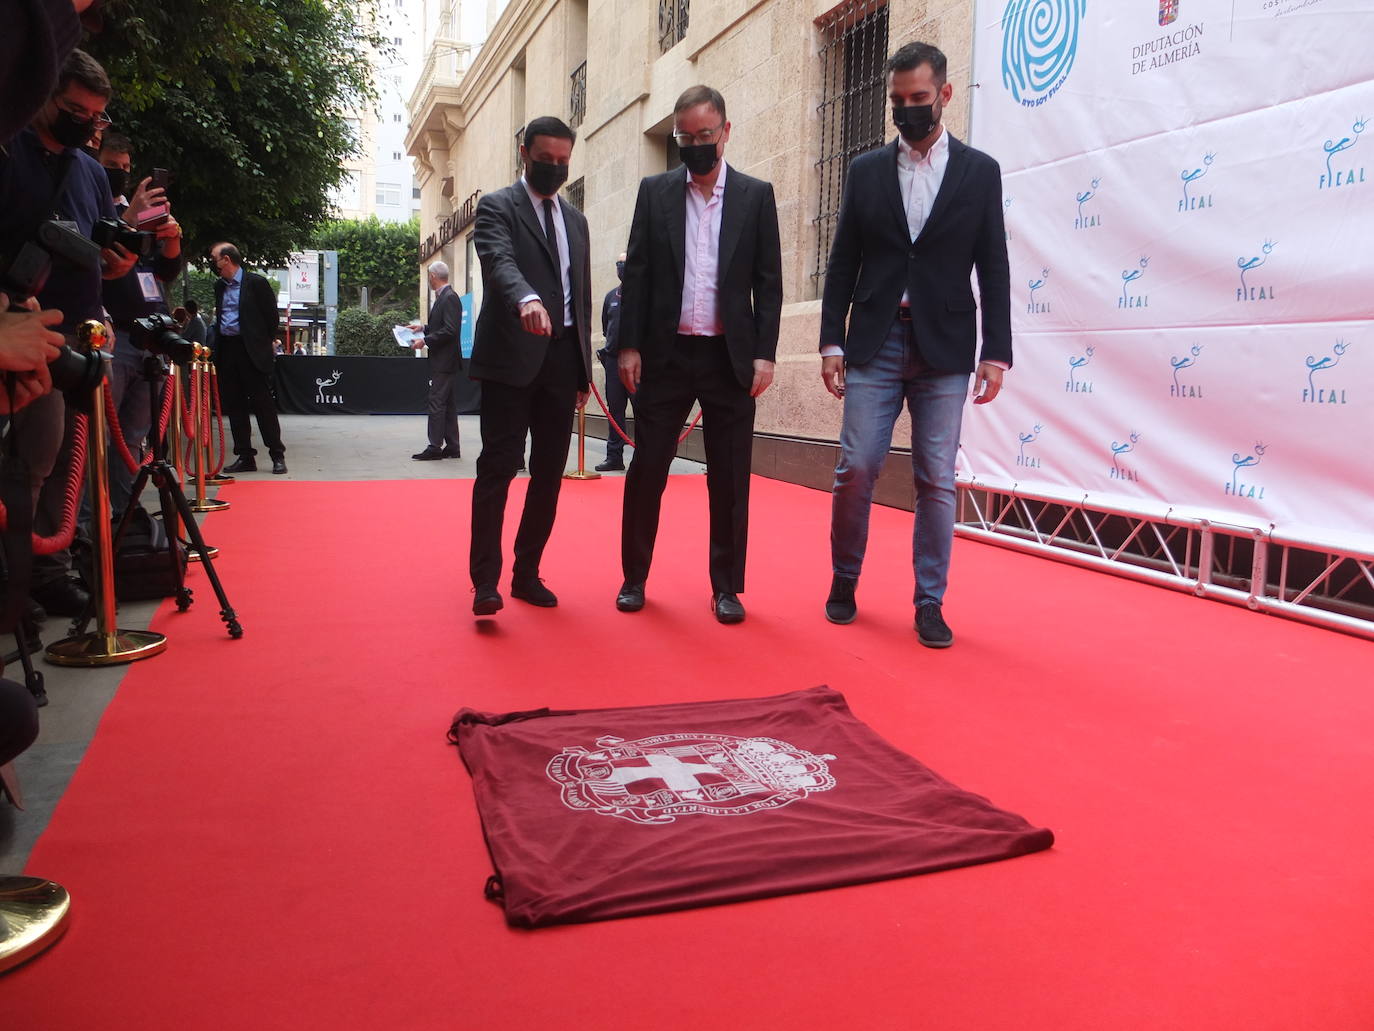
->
[965, 0, 1374, 552]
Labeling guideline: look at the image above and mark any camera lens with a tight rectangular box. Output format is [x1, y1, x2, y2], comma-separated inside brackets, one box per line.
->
[48, 344, 106, 395]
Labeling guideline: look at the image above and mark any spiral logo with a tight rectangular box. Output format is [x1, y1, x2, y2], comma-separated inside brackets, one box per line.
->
[1001, 0, 1088, 107]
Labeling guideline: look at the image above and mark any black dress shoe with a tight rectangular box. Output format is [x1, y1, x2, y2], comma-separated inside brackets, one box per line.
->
[511, 577, 558, 607]
[31, 577, 91, 618]
[615, 582, 645, 612]
[223, 456, 257, 473]
[271, 458, 288, 475]
[824, 574, 857, 625]
[472, 585, 503, 615]
[711, 592, 745, 625]
[440, 446, 461, 458]
[916, 603, 954, 649]
[412, 446, 444, 461]
[594, 458, 625, 472]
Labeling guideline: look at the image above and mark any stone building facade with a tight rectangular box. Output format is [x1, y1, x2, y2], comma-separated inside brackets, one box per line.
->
[407, 0, 981, 450]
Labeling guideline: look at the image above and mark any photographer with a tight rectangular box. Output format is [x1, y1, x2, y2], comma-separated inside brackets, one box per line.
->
[96, 132, 183, 516]
[0, 0, 104, 146]
[0, 48, 138, 617]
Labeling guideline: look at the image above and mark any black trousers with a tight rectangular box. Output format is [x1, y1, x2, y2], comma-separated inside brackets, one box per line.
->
[216, 336, 285, 460]
[469, 329, 581, 588]
[426, 365, 462, 451]
[621, 335, 755, 594]
[597, 352, 634, 462]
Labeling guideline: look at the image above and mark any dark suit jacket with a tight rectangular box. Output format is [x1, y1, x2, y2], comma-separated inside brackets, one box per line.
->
[214, 268, 279, 374]
[598, 285, 621, 359]
[467, 181, 593, 389]
[618, 164, 783, 390]
[819, 135, 1012, 373]
[423, 284, 464, 374]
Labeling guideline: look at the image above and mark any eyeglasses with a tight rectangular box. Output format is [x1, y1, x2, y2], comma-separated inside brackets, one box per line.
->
[673, 121, 725, 148]
[55, 99, 112, 129]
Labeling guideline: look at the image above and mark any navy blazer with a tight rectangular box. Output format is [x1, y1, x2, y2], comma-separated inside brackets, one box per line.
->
[423, 284, 464, 375]
[467, 181, 593, 390]
[819, 134, 1012, 373]
[617, 164, 783, 391]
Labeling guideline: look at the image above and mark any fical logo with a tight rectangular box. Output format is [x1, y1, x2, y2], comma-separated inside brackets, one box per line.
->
[1001, 0, 1088, 107]
[1109, 431, 1142, 482]
[1170, 343, 1203, 398]
[1236, 239, 1277, 302]
[1225, 442, 1267, 500]
[1016, 423, 1044, 468]
[1075, 177, 1102, 229]
[1179, 151, 1214, 212]
[1159, 0, 1179, 26]
[1320, 116, 1367, 190]
[1067, 345, 1094, 393]
[1303, 339, 1350, 405]
[315, 369, 343, 405]
[1027, 268, 1051, 315]
[1119, 256, 1150, 309]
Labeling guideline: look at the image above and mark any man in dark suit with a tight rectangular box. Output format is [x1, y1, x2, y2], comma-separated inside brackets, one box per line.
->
[614, 85, 782, 625]
[210, 241, 288, 474]
[819, 42, 1011, 648]
[594, 252, 630, 472]
[467, 115, 592, 615]
[410, 259, 463, 460]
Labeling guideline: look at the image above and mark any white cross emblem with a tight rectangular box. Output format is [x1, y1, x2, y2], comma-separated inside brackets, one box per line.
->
[599, 754, 720, 793]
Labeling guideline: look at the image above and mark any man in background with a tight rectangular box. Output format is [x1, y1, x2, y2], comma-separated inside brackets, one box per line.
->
[594, 252, 630, 473]
[210, 242, 288, 475]
[409, 260, 463, 461]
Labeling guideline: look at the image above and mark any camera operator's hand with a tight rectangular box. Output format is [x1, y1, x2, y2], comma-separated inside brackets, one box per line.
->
[0, 370, 52, 414]
[124, 177, 167, 226]
[100, 241, 138, 280]
[0, 293, 62, 389]
[154, 214, 182, 258]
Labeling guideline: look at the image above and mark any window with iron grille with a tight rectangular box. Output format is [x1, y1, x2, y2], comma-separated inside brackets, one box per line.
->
[658, 0, 688, 54]
[565, 176, 585, 213]
[569, 61, 587, 129]
[812, 0, 889, 286]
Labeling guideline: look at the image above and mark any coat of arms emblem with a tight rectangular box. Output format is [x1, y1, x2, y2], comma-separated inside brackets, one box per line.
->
[1159, 0, 1179, 26]
[547, 732, 837, 825]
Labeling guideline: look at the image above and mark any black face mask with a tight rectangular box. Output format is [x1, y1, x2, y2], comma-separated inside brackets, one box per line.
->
[615, 261, 625, 281]
[526, 160, 569, 197]
[49, 106, 97, 149]
[104, 165, 130, 198]
[893, 104, 939, 145]
[679, 142, 720, 177]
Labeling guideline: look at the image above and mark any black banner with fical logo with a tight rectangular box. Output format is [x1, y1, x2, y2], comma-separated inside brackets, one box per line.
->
[272, 356, 480, 416]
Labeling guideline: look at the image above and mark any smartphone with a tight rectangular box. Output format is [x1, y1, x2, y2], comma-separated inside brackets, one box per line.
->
[137, 168, 171, 228]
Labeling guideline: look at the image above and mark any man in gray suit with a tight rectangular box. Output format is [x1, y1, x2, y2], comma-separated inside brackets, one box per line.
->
[410, 259, 463, 460]
[467, 116, 592, 615]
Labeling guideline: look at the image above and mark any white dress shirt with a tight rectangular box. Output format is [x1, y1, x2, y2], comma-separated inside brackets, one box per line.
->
[678, 160, 728, 336]
[519, 177, 574, 328]
[898, 126, 949, 304]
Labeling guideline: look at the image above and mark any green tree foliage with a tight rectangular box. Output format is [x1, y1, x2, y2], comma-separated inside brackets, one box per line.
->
[310, 216, 421, 318]
[333, 306, 402, 357]
[86, 0, 388, 264]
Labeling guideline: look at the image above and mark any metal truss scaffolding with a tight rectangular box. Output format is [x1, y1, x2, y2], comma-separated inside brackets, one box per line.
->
[956, 479, 1374, 641]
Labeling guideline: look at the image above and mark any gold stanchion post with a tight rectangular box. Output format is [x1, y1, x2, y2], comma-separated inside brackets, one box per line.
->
[0, 876, 70, 973]
[47, 322, 168, 666]
[203, 355, 234, 486]
[564, 402, 601, 480]
[188, 345, 229, 513]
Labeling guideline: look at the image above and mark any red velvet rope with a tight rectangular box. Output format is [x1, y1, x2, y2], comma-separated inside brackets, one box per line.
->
[182, 366, 200, 471]
[588, 379, 703, 447]
[0, 412, 91, 554]
[156, 366, 175, 442]
[104, 385, 140, 475]
[209, 366, 226, 475]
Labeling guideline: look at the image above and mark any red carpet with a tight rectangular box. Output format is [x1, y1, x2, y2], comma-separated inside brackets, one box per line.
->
[7, 475, 1373, 1029]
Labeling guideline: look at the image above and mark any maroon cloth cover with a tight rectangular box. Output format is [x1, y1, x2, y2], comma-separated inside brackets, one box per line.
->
[449, 686, 1053, 928]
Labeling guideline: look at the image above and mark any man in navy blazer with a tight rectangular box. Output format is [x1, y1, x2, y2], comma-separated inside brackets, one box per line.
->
[819, 41, 1011, 648]
[614, 85, 783, 625]
[466, 116, 593, 616]
[410, 259, 464, 461]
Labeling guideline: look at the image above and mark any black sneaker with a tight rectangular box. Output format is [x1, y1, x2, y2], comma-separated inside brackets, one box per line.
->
[915, 603, 954, 649]
[412, 446, 444, 461]
[594, 458, 625, 472]
[824, 575, 857, 624]
[511, 578, 558, 607]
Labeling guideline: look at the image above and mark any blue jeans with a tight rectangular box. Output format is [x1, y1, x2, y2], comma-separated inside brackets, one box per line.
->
[831, 317, 969, 607]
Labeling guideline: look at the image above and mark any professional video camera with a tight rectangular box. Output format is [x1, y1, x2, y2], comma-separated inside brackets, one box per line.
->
[130, 313, 195, 364]
[90, 217, 154, 258]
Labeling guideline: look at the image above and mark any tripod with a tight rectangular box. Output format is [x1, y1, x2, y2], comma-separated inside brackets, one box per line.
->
[93, 354, 242, 638]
